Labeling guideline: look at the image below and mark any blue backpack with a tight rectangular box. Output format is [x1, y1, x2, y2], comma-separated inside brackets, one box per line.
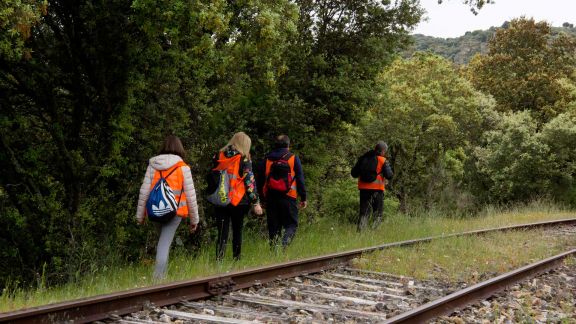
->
[146, 166, 184, 223]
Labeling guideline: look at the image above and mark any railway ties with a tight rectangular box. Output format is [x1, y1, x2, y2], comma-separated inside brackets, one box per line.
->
[118, 268, 455, 323]
[431, 261, 576, 323]
[115, 224, 575, 323]
[2, 219, 574, 323]
[547, 224, 576, 236]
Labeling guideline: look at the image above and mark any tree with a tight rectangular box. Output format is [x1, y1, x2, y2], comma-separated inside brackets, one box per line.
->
[541, 113, 576, 193]
[0, 0, 46, 62]
[0, 0, 144, 284]
[471, 111, 576, 204]
[276, 0, 424, 134]
[0, 0, 303, 286]
[369, 53, 496, 211]
[472, 111, 551, 202]
[0, 0, 424, 287]
[466, 18, 576, 123]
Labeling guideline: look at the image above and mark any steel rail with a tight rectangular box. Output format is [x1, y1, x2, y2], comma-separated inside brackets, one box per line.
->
[1, 218, 575, 323]
[384, 248, 576, 323]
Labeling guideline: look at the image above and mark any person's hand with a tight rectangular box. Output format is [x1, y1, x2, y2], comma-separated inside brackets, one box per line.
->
[137, 218, 145, 225]
[299, 201, 308, 209]
[253, 203, 263, 215]
[189, 223, 198, 233]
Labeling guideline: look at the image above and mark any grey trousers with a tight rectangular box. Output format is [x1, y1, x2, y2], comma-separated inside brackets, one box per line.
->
[154, 216, 182, 280]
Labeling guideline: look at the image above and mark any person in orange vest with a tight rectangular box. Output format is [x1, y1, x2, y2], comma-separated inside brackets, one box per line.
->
[260, 135, 307, 249]
[209, 132, 263, 260]
[136, 135, 199, 280]
[351, 141, 393, 231]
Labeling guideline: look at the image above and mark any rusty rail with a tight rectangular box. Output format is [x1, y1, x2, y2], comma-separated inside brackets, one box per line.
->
[384, 249, 576, 323]
[1, 218, 575, 323]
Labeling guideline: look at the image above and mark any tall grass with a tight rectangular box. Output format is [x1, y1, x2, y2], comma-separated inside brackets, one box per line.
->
[1, 199, 574, 312]
[354, 228, 576, 283]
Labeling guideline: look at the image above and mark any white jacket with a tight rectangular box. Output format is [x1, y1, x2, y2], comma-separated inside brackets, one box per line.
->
[136, 154, 199, 225]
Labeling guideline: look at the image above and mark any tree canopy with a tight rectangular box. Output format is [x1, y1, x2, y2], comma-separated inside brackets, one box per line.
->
[466, 18, 576, 122]
[0, 0, 422, 287]
[370, 53, 495, 210]
[2, 1, 576, 295]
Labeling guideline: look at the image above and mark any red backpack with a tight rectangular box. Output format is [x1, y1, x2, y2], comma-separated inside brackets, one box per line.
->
[265, 152, 295, 195]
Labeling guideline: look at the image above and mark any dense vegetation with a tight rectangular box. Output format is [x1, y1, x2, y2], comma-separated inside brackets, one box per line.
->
[405, 23, 576, 64]
[0, 0, 423, 288]
[1, 0, 575, 294]
[405, 28, 495, 64]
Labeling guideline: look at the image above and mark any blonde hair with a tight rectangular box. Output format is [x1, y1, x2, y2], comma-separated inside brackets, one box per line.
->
[222, 132, 252, 160]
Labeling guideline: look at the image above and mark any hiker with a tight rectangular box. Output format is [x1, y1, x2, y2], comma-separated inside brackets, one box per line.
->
[351, 141, 393, 231]
[260, 135, 307, 249]
[207, 132, 263, 260]
[136, 135, 199, 280]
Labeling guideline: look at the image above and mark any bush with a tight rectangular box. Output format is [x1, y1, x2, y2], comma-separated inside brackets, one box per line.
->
[321, 179, 359, 223]
[471, 111, 576, 204]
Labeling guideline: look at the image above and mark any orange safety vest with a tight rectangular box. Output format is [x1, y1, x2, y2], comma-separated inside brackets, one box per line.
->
[149, 161, 189, 217]
[265, 154, 297, 199]
[213, 152, 246, 206]
[358, 156, 386, 191]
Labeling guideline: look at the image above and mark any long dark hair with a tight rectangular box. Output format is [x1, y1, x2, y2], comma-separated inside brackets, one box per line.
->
[158, 135, 186, 159]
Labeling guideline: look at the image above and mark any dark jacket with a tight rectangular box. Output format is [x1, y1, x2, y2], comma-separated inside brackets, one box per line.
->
[257, 148, 307, 201]
[351, 150, 393, 181]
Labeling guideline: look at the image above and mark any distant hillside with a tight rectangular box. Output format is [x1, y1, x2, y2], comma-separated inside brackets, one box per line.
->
[404, 23, 576, 65]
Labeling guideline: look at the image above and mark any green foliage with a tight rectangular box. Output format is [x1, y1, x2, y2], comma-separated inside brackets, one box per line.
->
[369, 53, 496, 210]
[0, 0, 423, 289]
[472, 111, 551, 202]
[471, 111, 576, 204]
[3, 0, 573, 295]
[277, 0, 424, 133]
[452, 18, 576, 205]
[0, 0, 143, 286]
[2, 199, 570, 311]
[407, 23, 576, 65]
[406, 28, 494, 64]
[466, 18, 576, 123]
[0, 0, 46, 61]
[321, 179, 358, 223]
[451, 0, 494, 15]
[356, 226, 576, 284]
[540, 113, 576, 203]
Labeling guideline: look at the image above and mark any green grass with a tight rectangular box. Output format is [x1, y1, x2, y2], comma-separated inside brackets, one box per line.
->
[352, 229, 576, 283]
[1, 200, 574, 312]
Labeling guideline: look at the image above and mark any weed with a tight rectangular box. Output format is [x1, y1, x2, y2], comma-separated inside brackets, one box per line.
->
[0, 200, 574, 311]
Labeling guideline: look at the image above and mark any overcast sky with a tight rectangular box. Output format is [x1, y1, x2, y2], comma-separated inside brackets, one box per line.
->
[413, 0, 576, 38]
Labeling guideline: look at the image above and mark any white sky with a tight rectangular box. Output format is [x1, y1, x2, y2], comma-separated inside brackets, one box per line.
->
[413, 0, 576, 38]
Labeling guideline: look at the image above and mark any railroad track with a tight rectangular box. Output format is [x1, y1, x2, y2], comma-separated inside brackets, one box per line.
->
[1, 219, 575, 323]
[115, 246, 576, 324]
[116, 267, 456, 323]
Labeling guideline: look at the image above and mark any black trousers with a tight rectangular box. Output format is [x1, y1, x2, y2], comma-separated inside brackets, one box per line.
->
[358, 189, 384, 231]
[266, 194, 298, 248]
[215, 204, 249, 260]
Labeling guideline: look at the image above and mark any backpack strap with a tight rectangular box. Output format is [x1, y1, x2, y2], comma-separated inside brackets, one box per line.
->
[280, 151, 293, 161]
[161, 161, 187, 178]
[282, 151, 296, 187]
[161, 161, 187, 206]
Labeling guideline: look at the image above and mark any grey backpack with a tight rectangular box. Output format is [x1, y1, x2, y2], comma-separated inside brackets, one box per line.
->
[206, 169, 231, 206]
